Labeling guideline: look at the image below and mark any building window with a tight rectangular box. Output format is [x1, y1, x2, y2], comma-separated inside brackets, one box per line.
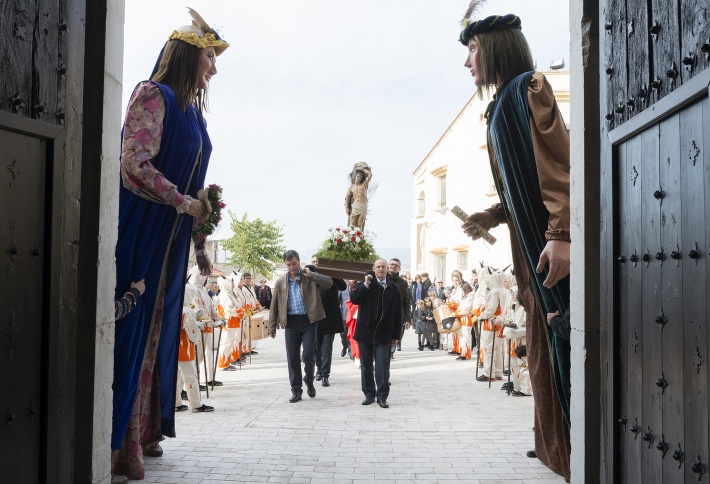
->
[457, 251, 468, 270]
[416, 190, 425, 217]
[435, 254, 446, 283]
[437, 174, 447, 209]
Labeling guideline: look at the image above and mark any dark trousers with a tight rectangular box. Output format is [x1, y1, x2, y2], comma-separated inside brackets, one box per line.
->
[284, 315, 316, 394]
[359, 342, 391, 401]
[315, 332, 335, 377]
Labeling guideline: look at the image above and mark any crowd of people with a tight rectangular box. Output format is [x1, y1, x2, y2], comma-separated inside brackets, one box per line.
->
[109, 2, 573, 482]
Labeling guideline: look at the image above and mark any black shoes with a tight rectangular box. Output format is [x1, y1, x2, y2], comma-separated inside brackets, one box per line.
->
[512, 390, 530, 397]
[306, 384, 316, 398]
[362, 397, 375, 405]
[315, 371, 322, 381]
[456, 356, 469, 360]
[526, 450, 537, 458]
[418, 344, 424, 351]
[322, 377, 330, 387]
[250, 351, 258, 355]
[192, 404, 214, 413]
[448, 351, 460, 356]
[145, 444, 163, 457]
[289, 393, 302, 403]
[503, 369, 511, 376]
[341, 347, 347, 357]
[501, 382, 514, 391]
[476, 375, 493, 382]
[377, 400, 389, 409]
[206, 380, 223, 387]
[199, 385, 207, 391]
[428, 344, 435, 351]
[222, 366, 237, 371]
[180, 390, 188, 400]
[175, 404, 188, 412]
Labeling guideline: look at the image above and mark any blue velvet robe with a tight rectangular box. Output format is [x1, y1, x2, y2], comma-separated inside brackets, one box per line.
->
[112, 82, 211, 450]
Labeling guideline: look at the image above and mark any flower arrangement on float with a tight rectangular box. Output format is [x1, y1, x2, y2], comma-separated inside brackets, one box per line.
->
[314, 225, 378, 262]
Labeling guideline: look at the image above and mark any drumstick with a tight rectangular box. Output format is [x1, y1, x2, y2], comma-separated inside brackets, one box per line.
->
[450, 205, 497, 245]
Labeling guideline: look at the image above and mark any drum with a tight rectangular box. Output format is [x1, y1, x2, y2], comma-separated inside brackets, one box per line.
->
[246, 313, 267, 341]
[434, 306, 461, 334]
[433, 306, 453, 326]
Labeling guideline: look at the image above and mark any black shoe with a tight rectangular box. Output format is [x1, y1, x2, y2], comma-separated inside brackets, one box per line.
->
[512, 390, 530, 397]
[306, 384, 316, 398]
[199, 385, 207, 391]
[396, 343, 401, 351]
[448, 351, 460, 355]
[349, 355, 355, 360]
[222, 366, 237, 371]
[289, 393, 302, 403]
[180, 390, 188, 400]
[250, 351, 258, 355]
[526, 450, 537, 458]
[341, 348, 347, 357]
[428, 345, 435, 351]
[362, 397, 375, 405]
[322, 377, 330, 387]
[145, 444, 163, 457]
[192, 404, 214, 413]
[175, 404, 189, 412]
[315, 371, 322, 381]
[377, 400, 389, 409]
[418, 345, 424, 351]
[206, 380, 223, 387]
[503, 369, 511, 376]
[230, 359, 243, 366]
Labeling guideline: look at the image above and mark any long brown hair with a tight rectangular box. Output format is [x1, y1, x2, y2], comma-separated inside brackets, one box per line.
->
[151, 39, 208, 112]
[473, 28, 534, 98]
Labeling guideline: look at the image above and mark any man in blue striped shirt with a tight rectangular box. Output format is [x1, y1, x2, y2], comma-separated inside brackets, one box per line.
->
[268, 250, 333, 403]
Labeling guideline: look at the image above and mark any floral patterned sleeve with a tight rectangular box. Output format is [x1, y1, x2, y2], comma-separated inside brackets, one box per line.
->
[120, 81, 188, 209]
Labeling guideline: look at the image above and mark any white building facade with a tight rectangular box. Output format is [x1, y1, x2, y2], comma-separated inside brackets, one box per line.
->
[411, 71, 570, 286]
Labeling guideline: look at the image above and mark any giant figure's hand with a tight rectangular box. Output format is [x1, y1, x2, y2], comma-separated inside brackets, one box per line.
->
[461, 211, 496, 240]
[186, 199, 207, 220]
[536, 240, 571, 288]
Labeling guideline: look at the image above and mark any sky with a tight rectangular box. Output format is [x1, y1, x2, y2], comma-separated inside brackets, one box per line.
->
[122, 0, 569, 262]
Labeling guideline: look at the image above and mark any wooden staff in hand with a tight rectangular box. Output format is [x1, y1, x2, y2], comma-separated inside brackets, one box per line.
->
[200, 329, 210, 399]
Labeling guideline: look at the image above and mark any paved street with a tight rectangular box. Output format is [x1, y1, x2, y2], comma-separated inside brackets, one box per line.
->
[139, 329, 565, 483]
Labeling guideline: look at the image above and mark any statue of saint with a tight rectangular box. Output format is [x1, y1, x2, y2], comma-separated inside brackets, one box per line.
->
[344, 162, 372, 230]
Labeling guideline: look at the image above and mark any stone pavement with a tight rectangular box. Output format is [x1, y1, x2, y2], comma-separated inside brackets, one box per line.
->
[139, 329, 565, 483]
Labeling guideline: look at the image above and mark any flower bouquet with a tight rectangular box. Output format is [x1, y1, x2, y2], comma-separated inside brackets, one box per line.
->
[313, 226, 378, 280]
[192, 183, 226, 245]
[192, 184, 225, 275]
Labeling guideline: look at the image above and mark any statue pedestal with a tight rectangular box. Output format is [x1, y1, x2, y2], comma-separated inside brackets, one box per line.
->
[315, 258, 373, 281]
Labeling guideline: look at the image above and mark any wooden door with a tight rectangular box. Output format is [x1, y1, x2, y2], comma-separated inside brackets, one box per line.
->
[600, 0, 710, 481]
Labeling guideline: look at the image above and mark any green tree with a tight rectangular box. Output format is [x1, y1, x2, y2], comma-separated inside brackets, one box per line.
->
[221, 211, 285, 278]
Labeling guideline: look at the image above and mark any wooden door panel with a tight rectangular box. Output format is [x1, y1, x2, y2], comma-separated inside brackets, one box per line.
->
[679, 100, 709, 482]
[639, 125, 663, 483]
[616, 140, 631, 484]
[0, 128, 48, 483]
[657, 112, 685, 482]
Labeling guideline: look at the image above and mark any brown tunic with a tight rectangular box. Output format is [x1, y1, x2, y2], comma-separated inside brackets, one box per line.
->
[486, 72, 572, 481]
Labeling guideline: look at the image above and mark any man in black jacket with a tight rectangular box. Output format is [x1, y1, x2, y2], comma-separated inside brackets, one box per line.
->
[255, 279, 272, 309]
[350, 259, 402, 408]
[387, 258, 411, 352]
[310, 257, 348, 387]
